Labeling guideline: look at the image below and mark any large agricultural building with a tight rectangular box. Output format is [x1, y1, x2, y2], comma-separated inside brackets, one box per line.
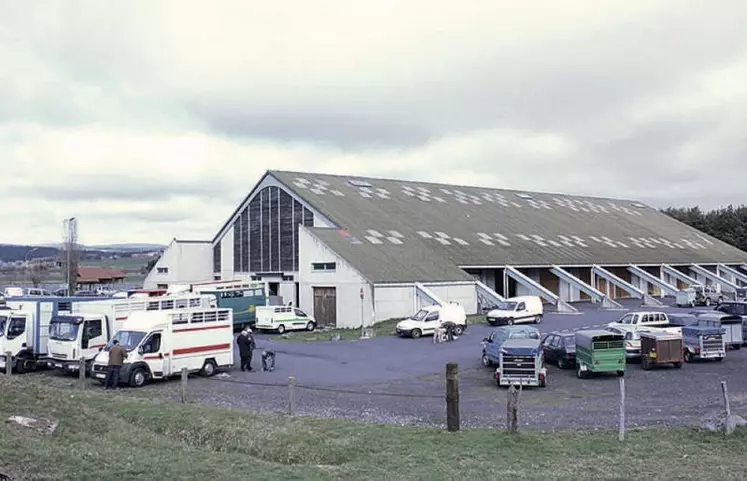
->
[144, 170, 747, 328]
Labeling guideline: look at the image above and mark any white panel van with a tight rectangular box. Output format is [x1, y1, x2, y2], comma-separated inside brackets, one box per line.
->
[255, 306, 316, 334]
[485, 296, 543, 326]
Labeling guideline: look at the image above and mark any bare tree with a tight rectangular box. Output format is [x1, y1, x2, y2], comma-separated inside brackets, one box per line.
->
[60, 217, 80, 295]
[29, 262, 44, 287]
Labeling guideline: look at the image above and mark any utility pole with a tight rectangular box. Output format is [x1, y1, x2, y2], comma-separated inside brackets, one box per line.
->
[360, 286, 365, 338]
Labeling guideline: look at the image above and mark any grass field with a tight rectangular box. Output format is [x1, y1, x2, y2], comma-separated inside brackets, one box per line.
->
[1, 375, 746, 480]
[0, 257, 149, 288]
[271, 315, 488, 342]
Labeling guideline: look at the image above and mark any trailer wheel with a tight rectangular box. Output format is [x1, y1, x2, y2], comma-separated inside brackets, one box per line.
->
[535, 315, 542, 324]
[684, 350, 693, 363]
[576, 365, 585, 379]
[129, 367, 147, 388]
[201, 359, 217, 377]
[641, 356, 651, 370]
[617, 370, 625, 377]
[673, 362, 683, 369]
[715, 357, 724, 362]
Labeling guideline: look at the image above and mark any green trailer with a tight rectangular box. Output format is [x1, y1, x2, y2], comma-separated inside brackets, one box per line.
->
[575, 329, 626, 378]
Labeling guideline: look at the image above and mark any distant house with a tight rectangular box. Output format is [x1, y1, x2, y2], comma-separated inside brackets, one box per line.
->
[77, 267, 126, 291]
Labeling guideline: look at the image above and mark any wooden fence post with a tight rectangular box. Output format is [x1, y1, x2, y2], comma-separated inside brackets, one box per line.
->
[79, 358, 86, 385]
[5, 351, 11, 375]
[445, 363, 460, 432]
[721, 381, 735, 435]
[288, 376, 296, 416]
[618, 377, 626, 441]
[507, 385, 519, 433]
[180, 368, 188, 403]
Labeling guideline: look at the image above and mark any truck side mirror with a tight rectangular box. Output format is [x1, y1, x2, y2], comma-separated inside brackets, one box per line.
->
[138, 346, 144, 355]
[483, 337, 490, 343]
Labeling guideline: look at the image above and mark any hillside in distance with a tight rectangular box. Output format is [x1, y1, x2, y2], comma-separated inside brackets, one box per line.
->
[0, 242, 164, 263]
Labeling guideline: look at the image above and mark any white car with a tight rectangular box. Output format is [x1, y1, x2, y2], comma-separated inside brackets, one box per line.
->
[396, 304, 467, 339]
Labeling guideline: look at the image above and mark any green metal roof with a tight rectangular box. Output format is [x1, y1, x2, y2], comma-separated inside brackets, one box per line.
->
[269, 170, 747, 283]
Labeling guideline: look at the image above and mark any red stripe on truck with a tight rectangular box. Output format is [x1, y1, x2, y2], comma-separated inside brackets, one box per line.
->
[173, 343, 231, 356]
[89, 344, 106, 349]
[173, 325, 230, 333]
[115, 317, 128, 321]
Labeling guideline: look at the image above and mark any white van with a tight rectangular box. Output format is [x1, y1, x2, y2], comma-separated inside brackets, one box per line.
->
[90, 307, 234, 387]
[396, 303, 467, 338]
[485, 296, 543, 326]
[255, 305, 316, 334]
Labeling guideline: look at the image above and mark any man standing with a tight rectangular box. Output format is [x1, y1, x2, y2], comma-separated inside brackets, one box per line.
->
[104, 340, 127, 390]
[246, 328, 257, 371]
[237, 329, 252, 372]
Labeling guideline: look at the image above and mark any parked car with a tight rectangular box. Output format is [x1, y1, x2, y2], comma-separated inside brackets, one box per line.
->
[606, 327, 641, 359]
[24, 288, 52, 297]
[676, 284, 723, 307]
[2, 287, 24, 298]
[485, 296, 543, 325]
[607, 311, 672, 331]
[396, 303, 467, 339]
[540, 331, 576, 369]
[481, 325, 540, 367]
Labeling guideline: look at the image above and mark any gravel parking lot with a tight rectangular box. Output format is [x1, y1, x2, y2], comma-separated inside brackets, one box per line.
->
[30, 299, 747, 430]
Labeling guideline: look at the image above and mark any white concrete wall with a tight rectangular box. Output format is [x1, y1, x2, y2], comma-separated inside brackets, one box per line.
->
[278, 281, 296, 305]
[373, 285, 415, 322]
[426, 284, 478, 314]
[558, 268, 582, 302]
[219, 226, 234, 280]
[298, 227, 373, 328]
[143, 240, 213, 289]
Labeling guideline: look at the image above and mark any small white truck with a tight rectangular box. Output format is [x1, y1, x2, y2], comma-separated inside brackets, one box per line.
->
[396, 303, 467, 338]
[606, 311, 681, 358]
[255, 305, 316, 333]
[90, 307, 234, 387]
[485, 296, 543, 326]
[45, 294, 215, 374]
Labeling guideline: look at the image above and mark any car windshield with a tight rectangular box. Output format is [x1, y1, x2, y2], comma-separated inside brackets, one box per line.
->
[0, 315, 6, 337]
[105, 330, 146, 351]
[411, 309, 428, 321]
[49, 319, 80, 341]
[495, 301, 518, 311]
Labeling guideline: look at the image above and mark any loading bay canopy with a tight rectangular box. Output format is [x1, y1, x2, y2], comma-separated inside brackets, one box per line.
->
[717, 264, 747, 285]
[689, 264, 740, 292]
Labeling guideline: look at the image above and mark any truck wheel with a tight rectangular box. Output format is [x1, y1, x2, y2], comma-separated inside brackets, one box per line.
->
[411, 329, 422, 339]
[453, 325, 464, 336]
[535, 315, 542, 324]
[201, 359, 217, 377]
[129, 367, 147, 388]
[684, 351, 693, 363]
[481, 353, 493, 367]
[305, 322, 315, 332]
[276, 325, 286, 334]
[617, 370, 625, 377]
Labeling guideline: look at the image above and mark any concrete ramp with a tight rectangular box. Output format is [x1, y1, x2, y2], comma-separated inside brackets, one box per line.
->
[689, 264, 739, 292]
[717, 264, 747, 285]
[414, 282, 445, 307]
[475, 280, 505, 311]
[551, 266, 623, 310]
[627, 265, 678, 297]
[662, 264, 697, 286]
[505, 266, 577, 313]
[593, 265, 663, 307]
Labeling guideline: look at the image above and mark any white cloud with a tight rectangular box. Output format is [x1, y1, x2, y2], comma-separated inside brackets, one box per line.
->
[1, 0, 746, 244]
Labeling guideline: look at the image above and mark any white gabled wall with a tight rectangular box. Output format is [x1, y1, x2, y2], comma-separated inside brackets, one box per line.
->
[220, 226, 234, 279]
[426, 284, 478, 314]
[143, 240, 213, 289]
[298, 227, 373, 329]
[373, 285, 414, 321]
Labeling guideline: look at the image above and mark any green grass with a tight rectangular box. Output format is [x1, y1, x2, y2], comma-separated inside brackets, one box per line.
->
[271, 315, 488, 342]
[1, 375, 747, 480]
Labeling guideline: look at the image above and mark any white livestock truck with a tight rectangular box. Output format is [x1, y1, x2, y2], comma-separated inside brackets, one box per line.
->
[90, 307, 234, 387]
[45, 294, 216, 374]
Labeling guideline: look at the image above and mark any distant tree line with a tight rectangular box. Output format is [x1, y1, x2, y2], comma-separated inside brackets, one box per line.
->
[662, 205, 747, 252]
[0, 244, 154, 263]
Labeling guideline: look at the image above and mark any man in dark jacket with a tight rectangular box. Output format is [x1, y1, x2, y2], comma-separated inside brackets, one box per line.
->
[237, 329, 254, 371]
[104, 340, 127, 389]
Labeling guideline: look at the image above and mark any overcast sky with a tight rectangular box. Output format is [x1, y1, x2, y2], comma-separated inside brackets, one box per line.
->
[2, 1, 746, 245]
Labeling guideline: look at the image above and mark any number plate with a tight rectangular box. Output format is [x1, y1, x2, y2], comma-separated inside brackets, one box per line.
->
[54, 363, 63, 368]
[94, 373, 105, 379]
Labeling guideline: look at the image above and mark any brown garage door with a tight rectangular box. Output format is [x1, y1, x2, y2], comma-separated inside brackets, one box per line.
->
[313, 287, 337, 327]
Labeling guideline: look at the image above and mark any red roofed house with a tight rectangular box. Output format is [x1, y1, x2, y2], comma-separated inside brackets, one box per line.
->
[77, 267, 127, 291]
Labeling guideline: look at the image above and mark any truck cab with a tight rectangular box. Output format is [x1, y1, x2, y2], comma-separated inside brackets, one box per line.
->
[494, 338, 547, 388]
[396, 303, 467, 339]
[0, 309, 33, 372]
[46, 314, 109, 372]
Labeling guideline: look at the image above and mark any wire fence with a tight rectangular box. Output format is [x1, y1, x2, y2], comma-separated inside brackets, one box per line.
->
[199, 374, 443, 399]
